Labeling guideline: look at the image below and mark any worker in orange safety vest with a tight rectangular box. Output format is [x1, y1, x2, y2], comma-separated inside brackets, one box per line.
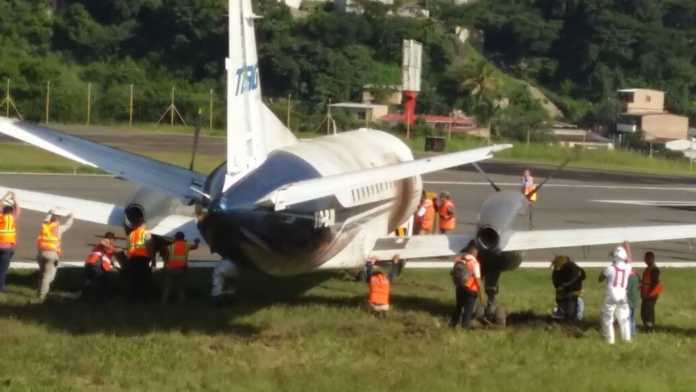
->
[126, 218, 153, 302]
[82, 240, 116, 302]
[521, 169, 537, 228]
[414, 191, 436, 235]
[437, 192, 456, 234]
[640, 251, 663, 331]
[161, 231, 200, 304]
[36, 209, 74, 301]
[0, 191, 19, 293]
[364, 255, 405, 317]
[450, 241, 484, 329]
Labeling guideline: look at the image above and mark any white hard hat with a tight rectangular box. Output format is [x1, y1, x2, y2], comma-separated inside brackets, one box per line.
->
[612, 246, 628, 263]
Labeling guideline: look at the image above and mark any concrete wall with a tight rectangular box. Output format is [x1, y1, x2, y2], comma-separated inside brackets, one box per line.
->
[641, 114, 689, 141]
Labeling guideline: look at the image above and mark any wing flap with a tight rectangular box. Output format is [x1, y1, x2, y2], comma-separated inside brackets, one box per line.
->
[258, 144, 511, 210]
[370, 234, 472, 260]
[503, 225, 696, 252]
[0, 118, 206, 200]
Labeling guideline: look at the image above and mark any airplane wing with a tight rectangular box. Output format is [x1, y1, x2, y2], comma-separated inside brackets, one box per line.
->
[0, 186, 203, 241]
[257, 144, 512, 211]
[0, 117, 206, 201]
[370, 224, 696, 260]
[502, 225, 696, 251]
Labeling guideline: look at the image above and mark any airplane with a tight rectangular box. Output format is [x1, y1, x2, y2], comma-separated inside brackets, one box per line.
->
[2, 0, 696, 323]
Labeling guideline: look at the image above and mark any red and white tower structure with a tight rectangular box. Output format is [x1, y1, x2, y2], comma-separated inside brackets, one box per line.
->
[402, 39, 423, 138]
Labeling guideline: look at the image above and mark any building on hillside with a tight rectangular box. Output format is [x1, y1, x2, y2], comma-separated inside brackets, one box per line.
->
[335, 0, 394, 13]
[362, 85, 403, 105]
[615, 88, 688, 143]
[552, 122, 614, 150]
[329, 102, 390, 123]
[394, 4, 430, 18]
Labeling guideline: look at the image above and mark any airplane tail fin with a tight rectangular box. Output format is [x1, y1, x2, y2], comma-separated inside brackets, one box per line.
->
[226, 0, 296, 179]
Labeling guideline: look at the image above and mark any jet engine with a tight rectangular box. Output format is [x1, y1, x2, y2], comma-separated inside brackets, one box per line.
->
[123, 186, 188, 233]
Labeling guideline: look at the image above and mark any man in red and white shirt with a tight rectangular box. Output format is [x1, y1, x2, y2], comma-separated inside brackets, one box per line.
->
[599, 245, 633, 344]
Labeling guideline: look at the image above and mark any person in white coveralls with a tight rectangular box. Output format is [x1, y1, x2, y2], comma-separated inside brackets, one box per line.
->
[598, 245, 633, 344]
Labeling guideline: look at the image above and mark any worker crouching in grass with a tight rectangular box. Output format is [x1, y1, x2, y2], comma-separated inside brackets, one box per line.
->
[161, 232, 200, 304]
[550, 256, 585, 322]
[364, 255, 404, 318]
[82, 238, 117, 303]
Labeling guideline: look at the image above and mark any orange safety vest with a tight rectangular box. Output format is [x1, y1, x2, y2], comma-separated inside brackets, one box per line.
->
[368, 273, 390, 305]
[460, 254, 480, 292]
[37, 222, 60, 253]
[128, 225, 150, 258]
[523, 176, 537, 202]
[438, 200, 456, 231]
[418, 199, 435, 232]
[85, 250, 113, 272]
[166, 240, 189, 270]
[0, 214, 17, 246]
[641, 266, 663, 298]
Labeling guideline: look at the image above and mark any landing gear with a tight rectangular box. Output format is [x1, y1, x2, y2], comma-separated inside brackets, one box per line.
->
[481, 267, 507, 327]
[211, 259, 240, 305]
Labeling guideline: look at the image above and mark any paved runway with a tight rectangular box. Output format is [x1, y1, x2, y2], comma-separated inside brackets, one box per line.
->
[2, 162, 696, 264]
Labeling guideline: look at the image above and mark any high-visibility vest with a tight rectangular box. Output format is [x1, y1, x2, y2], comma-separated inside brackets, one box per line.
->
[85, 250, 113, 272]
[166, 240, 189, 270]
[37, 222, 60, 253]
[128, 226, 150, 258]
[641, 266, 663, 298]
[368, 273, 390, 305]
[417, 199, 435, 232]
[438, 200, 456, 231]
[523, 177, 537, 202]
[0, 214, 17, 246]
[463, 254, 480, 292]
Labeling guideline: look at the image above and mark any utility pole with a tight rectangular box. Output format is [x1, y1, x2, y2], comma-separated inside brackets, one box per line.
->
[5, 78, 9, 118]
[86, 82, 92, 126]
[170, 87, 175, 126]
[286, 93, 292, 130]
[45, 81, 51, 124]
[129, 84, 134, 127]
[209, 88, 214, 130]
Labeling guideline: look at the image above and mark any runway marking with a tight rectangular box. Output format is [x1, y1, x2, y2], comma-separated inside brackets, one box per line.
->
[0, 172, 110, 177]
[593, 200, 696, 206]
[8, 260, 696, 269]
[424, 181, 696, 192]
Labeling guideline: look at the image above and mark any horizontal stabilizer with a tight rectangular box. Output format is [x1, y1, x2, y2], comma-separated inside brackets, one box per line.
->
[0, 186, 203, 241]
[0, 118, 207, 201]
[503, 225, 696, 251]
[258, 144, 512, 210]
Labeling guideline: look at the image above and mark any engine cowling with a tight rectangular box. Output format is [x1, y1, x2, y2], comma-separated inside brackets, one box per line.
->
[475, 191, 528, 252]
[123, 186, 188, 233]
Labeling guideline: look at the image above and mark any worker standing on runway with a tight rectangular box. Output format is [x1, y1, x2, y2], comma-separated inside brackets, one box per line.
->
[437, 192, 456, 234]
[364, 255, 404, 317]
[0, 192, 19, 293]
[161, 232, 199, 304]
[626, 268, 640, 337]
[36, 209, 74, 302]
[598, 245, 632, 344]
[521, 169, 537, 228]
[126, 218, 153, 302]
[450, 241, 484, 329]
[550, 256, 585, 322]
[414, 191, 435, 235]
[640, 251, 662, 332]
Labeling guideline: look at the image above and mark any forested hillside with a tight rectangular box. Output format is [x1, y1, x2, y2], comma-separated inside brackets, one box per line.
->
[2, 0, 696, 136]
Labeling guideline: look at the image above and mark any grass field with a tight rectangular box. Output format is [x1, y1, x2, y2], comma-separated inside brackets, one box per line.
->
[0, 267, 695, 391]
